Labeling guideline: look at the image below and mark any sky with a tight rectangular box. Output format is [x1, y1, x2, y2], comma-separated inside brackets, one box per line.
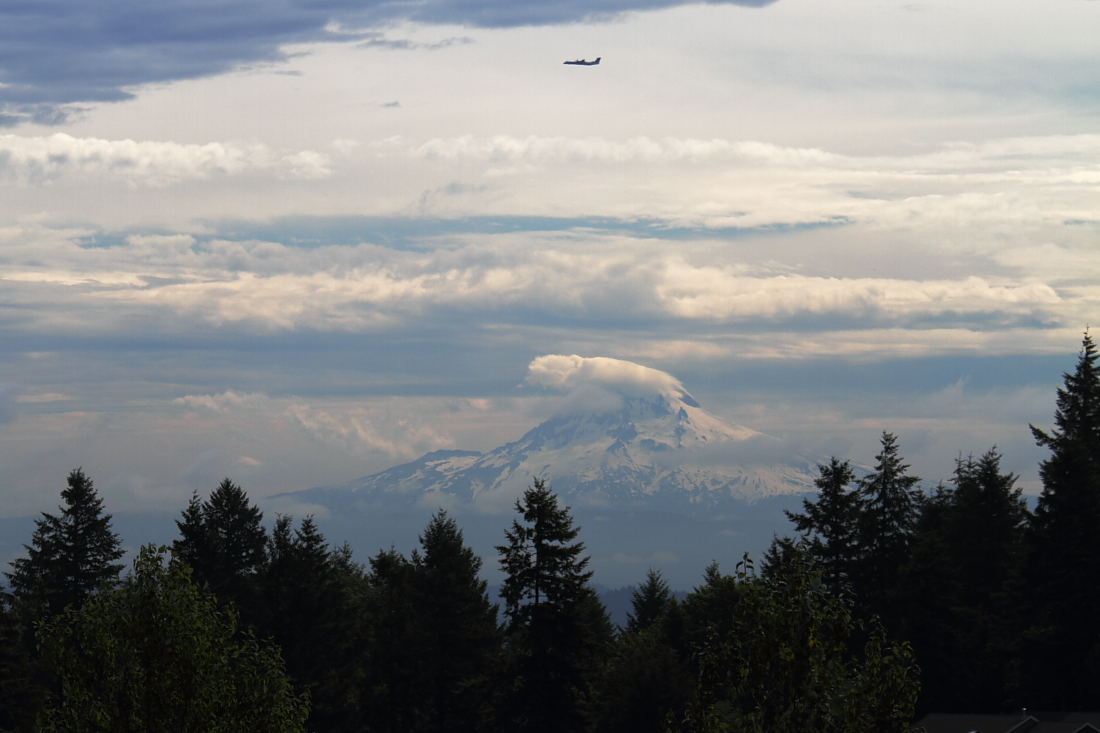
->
[1, 0, 1098, 526]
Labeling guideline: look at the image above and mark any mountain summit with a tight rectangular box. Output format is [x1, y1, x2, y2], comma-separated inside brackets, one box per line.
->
[283, 356, 819, 516]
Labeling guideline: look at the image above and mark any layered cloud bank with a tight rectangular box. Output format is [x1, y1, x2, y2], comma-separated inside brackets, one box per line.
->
[0, 0, 1095, 521]
[0, 135, 331, 185]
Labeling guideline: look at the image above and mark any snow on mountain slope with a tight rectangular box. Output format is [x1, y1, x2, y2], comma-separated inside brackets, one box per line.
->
[280, 355, 820, 516]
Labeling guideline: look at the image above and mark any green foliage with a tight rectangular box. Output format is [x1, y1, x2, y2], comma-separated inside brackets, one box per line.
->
[675, 550, 919, 733]
[595, 624, 694, 733]
[0, 592, 45, 733]
[5, 469, 124, 616]
[34, 545, 307, 733]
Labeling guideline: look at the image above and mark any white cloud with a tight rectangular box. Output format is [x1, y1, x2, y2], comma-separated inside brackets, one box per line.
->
[0, 134, 332, 186]
[173, 391, 264, 412]
[526, 354, 694, 403]
[286, 403, 455, 459]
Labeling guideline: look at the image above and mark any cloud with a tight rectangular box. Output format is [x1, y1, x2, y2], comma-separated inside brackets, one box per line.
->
[0, 0, 775, 119]
[526, 354, 698, 404]
[286, 403, 455, 459]
[0, 134, 331, 186]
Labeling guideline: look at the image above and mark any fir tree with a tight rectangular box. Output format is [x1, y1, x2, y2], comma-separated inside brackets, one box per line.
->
[852, 432, 921, 627]
[496, 478, 599, 733]
[626, 569, 672, 634]
[261, 515, 366, 733]
[410, 510, 501, 733]
[5, 469, 124, 616]
[784, 458, 859, 595]
[172, 478, 267, 618]
[1023, 331, 1100, 709]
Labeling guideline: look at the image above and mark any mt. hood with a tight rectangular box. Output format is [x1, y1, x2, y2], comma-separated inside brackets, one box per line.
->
[284, 356, 819, 516]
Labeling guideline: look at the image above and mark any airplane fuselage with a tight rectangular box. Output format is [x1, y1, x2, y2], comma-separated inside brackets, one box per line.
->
[564, 57, 601, 66]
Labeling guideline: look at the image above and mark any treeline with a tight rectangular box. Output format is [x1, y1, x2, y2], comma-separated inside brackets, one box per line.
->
[772, 332, 1100, 716]
[0, 481, 915, 733]
[1, 332, 1099, 732]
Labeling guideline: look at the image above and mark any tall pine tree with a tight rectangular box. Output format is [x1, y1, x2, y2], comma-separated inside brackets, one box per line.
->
[173, 479, 267, 619]
[5, 469, 124, 616]
[852, 432, 920, 628]
[261, 515, 366, 733]
[898, 450, 1027, 715]
[1023, 331, 1100, 710]
[784, 458, 860, 596]
[410, 510, 501, 733]
[496, 479, 600, 733]
[626, 569, 672, 635]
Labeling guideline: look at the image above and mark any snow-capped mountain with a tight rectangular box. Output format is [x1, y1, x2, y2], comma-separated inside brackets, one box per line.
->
[281, 362, 819, 516]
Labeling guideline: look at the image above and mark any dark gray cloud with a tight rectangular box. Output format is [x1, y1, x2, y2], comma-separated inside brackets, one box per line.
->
[0, 0, 775, 121]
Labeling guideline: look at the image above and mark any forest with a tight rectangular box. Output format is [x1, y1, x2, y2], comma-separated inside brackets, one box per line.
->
[1, 332, 1099, 733]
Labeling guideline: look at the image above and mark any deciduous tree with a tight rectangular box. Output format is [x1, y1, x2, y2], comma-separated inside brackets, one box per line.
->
[675, 549, 919, 733]
[35, 545, 307, 733]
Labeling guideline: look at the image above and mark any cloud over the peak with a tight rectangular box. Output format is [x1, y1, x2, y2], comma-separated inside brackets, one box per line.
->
[526, 355, 699, 406]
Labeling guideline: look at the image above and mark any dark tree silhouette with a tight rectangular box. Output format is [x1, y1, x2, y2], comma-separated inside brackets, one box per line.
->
[1024, 331, 1100, 710]
[626, 568, 672, 634]
[5, 469, 123, 616]
[173, 479, 267, 618]
[410, 510, 501, 733]
[785, 458, 860, 595]
[496, 478, 603, 733]
[852, 432, 921, 627]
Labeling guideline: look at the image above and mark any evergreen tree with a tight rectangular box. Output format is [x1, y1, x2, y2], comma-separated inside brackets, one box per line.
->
[1024, 331, 1100, 709]
[898, 450, 1028, 714]
[852, 432, 920, 627]
[784, 458, 859, 595]
[894, 481, 967, 714]
[173, 479, 267, 619]
[261, 516, 366, 733]
[626, 569, 672, 634]
[409, 511, 501, 733]
[496, 479, 599, 733]
[5, 469, 124, 616]
[599, 568, 693, 733]
[364, 547, 421, 733]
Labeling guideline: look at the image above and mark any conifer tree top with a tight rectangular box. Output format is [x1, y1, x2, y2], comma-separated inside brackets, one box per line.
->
[1032, 329, 1100, 450]
[5, 469, 123, 615]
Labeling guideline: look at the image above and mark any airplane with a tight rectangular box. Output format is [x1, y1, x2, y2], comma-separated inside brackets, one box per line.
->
[564, 57, 601, 66]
